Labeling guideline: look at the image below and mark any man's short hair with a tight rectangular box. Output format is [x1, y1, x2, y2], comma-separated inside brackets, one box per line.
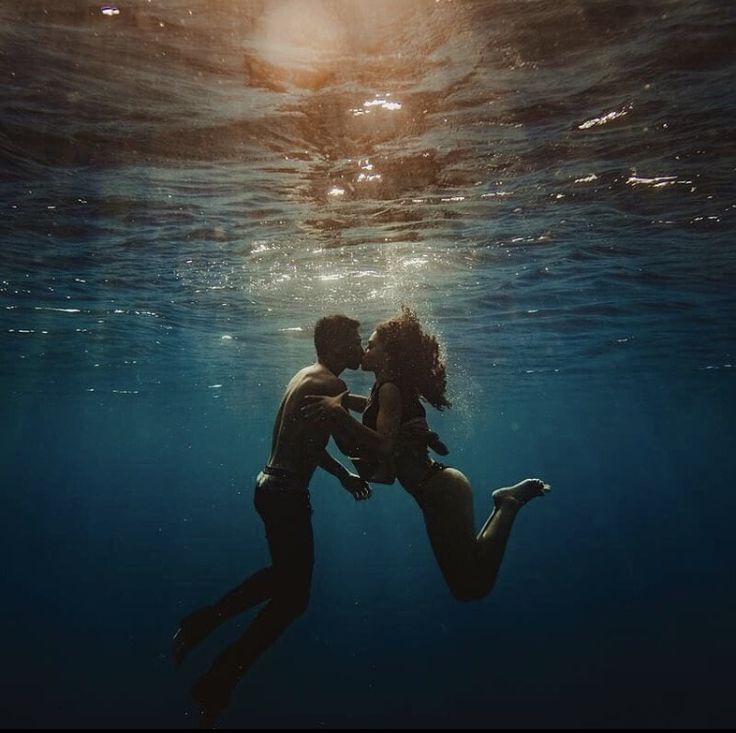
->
[314, 314, 360, 358]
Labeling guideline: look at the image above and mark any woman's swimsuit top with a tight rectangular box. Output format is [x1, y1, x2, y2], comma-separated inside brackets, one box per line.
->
[352, 381, 448, 482]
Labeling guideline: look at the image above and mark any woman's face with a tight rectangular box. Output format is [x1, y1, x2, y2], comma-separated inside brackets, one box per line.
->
[361, 330, 390, 373]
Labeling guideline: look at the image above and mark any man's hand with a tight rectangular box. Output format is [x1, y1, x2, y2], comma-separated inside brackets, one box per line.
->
[340, 472, 372, 501]
[301, 390, 347, 421]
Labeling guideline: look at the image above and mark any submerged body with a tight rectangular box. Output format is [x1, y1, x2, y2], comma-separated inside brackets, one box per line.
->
[305, 307, 550, 601]
[175, 316, 369, 727]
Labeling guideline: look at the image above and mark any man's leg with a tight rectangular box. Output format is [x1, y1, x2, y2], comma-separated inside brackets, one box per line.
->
[192, 487, 314, 726]
[173, 566, 273, 666]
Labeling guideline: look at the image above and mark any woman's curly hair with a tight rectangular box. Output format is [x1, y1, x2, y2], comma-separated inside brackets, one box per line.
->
[375, 306, 450, 410]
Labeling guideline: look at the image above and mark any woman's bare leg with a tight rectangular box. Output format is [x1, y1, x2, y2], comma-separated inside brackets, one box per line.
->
[412, 472, 549, 601]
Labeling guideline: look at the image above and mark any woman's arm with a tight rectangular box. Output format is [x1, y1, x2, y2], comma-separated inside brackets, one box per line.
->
[338, 383, 401, 456]
[303, 384, 401, 457]
[373, 383, 402, 451]
[343, 393, 368, 413]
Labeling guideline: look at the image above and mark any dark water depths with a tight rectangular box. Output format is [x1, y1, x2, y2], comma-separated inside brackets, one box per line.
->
[1, 0, 735, 727]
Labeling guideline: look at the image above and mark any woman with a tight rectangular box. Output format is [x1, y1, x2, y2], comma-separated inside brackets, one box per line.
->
[303, 307, 550, 602]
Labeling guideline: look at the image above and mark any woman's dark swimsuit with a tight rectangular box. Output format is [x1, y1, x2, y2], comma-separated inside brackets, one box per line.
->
[413, 459, 450, 494]
[354, 381, 449, 495]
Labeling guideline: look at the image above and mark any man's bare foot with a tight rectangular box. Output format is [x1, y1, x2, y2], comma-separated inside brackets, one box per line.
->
[173, 607, 217, 666]
[493, 478, 550, 509]
[191, 672, 231, 729]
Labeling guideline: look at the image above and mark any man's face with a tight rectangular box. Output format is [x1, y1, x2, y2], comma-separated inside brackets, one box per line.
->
[343, 329, 364, 370]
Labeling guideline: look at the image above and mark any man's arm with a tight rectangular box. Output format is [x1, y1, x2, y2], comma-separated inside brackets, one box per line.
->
[319, 451, 351, 481]
[319, 450, 372, 500]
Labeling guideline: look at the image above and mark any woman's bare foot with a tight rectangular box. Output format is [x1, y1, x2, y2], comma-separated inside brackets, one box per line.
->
[492, 478, 550, 509]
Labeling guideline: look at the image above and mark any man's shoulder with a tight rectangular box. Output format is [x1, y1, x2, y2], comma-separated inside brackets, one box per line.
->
[292, 365, 346, 395]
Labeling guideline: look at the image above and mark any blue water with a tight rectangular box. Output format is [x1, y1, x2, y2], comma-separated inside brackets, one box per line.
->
[2, 0, 735, 727]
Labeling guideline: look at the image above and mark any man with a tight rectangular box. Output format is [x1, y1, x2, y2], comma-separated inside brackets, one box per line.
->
[174, 314, 370, 727]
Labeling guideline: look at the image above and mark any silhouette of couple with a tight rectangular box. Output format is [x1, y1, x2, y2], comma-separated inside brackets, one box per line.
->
[174, 308, 550, 727]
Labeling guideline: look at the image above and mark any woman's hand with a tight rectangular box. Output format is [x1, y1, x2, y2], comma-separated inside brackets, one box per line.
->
[301, 391, 347, 421]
